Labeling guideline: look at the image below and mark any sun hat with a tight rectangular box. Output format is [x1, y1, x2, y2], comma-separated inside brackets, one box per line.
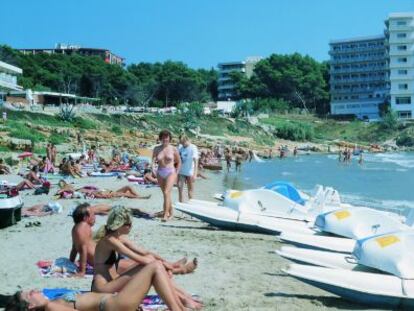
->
[106, 205, 132, 231]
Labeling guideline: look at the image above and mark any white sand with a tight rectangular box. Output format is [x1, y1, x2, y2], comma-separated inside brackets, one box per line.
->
[0, 171, 381, 310]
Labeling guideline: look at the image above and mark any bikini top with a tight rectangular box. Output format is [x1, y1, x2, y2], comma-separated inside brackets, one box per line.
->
[96, 250, 121, 268]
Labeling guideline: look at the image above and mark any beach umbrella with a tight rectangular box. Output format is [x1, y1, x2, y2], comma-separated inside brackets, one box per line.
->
[18, 151, 33, 159]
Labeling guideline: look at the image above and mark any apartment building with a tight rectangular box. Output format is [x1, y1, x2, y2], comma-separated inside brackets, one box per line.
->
[19, 43, 125, 66]
[329, 35, 389, 120]
[386, 12, 414, 119]
[218, 56, 262, 100]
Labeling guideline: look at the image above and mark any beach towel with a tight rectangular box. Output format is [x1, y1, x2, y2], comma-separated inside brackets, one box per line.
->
[37, 257, 94, 278]
[89, 172, 119, 177]
[42, 288, 197, 310]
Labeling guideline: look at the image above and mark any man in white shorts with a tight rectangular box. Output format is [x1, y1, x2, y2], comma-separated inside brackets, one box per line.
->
[178, 135, 198, 202]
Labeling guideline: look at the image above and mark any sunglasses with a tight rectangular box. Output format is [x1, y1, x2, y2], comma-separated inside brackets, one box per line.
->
[124, 222, 132, 227]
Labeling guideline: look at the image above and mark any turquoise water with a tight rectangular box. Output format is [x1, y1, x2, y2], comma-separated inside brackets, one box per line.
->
[222, 152, 414, 215]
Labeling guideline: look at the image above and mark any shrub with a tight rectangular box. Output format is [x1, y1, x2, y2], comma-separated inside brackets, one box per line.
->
[380, 111, 399, 131]
[74, 117, 97, 129]
[58, 104, 76, 122]
[396, 132, 414, 147]
[9, 123, 46, 142]
[111, 125, 122, 135]
[49, 132, 69, 145]
[274, 122, 314, 141]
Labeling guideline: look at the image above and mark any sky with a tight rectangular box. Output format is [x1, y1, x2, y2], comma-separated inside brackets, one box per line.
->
[1, 0, 413, 69]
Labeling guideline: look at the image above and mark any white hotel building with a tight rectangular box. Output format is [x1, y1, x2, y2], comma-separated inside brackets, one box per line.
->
[330, 12, 414, 119]
[329, 35, 389, 120]
[386, 13, 414, 119]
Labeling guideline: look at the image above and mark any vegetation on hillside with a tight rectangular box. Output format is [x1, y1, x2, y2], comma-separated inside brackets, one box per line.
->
[230, 54, 329, 114]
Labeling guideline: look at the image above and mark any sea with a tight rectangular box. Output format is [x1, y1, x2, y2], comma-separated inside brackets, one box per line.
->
[221, 152, 414, 217]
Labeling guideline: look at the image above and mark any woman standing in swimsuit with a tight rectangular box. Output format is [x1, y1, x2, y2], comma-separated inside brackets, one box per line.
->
[152, 130, 181, 221]
[92, 206, 201, 309]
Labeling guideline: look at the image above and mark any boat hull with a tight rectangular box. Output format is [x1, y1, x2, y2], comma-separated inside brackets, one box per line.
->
[0, 195, 23, 229]
[285, 264, 414, 308]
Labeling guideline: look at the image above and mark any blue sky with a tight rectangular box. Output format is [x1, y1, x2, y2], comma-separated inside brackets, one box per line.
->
[1, 0, 413, 68]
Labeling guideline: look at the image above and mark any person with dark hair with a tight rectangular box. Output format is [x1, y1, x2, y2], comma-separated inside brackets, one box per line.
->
[92, 206, 200, 309]
[25, 166, 43, 185]
[5, 261, 187, 311]
[69, 203, 97, 277]
[152, 130, 181, 221]
[69, 203, 154, 276]
[51, 143, 57, 166]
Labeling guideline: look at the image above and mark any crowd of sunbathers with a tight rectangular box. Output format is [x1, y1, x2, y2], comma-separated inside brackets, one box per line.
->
[5, 203, 202, 311]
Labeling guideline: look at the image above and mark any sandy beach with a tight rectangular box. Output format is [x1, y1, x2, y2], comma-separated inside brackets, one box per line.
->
[0, 170, 382, 311]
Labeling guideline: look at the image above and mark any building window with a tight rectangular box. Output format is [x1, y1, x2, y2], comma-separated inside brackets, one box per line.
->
[397, 57, 408, 63]
[397, 45, 407, 51]
[398, 84, 409, 90]
[398, 111, 412, 119]
[396, 97, 411, 105]
[397, 21, 407, 26]
[398, 69, 408, 75]
[397, 33, 407, 38]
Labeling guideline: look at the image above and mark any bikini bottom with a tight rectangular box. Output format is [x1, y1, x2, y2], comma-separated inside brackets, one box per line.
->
[157, 167, 175, 179]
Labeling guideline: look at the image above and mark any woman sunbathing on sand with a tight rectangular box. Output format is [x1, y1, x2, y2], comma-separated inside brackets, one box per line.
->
[92, 206, 201, 309]
[56, 180, 151, 199]
[6, 261, 187, 311]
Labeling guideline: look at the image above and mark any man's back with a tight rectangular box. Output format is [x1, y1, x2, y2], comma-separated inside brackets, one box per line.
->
[71, 221, 96, 265]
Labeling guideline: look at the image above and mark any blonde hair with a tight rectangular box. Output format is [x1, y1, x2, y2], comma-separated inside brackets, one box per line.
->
[179, 134, 189, 142]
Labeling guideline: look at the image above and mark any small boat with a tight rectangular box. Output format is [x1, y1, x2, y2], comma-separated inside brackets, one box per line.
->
[176, 185, 343, 234]
[284, 263, 414, 308]
[281, 231, 414, 308]
[279, 231, 356, 253]
[276, 246, 360, 270]
[0, 188, 24, 229]
[279, 206, 414, 252]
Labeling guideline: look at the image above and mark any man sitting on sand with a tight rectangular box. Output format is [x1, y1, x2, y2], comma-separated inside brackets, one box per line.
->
[70, 203, 196, 277]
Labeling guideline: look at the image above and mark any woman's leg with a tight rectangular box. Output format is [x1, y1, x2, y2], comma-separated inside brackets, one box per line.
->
[157, 176, 167, 218]
[105, 261, 183, 311]
[92, 263, 146, 293]
[163, 173, 177, 220]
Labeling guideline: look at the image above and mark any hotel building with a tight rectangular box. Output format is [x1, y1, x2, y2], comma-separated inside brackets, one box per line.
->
[218, 56, 262, 100]
[329, 35, 389, 120]
[329, 12, 414, 120]
[386, 12, 414, 119]
[18, 43, 124, 66]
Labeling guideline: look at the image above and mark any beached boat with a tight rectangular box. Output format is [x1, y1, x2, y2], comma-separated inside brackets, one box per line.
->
[0, 189, 23, 229]
[176, 185, 343, 234]
[283, 232, 414, 308]
[279, 205, 414, 252]
[284, 263, 414, 308]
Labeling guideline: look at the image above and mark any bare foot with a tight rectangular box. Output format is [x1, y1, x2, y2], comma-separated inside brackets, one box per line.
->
[154, 211, 164, 218]
[183, 297, 203, 310]
[173, 257, 188, 267]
